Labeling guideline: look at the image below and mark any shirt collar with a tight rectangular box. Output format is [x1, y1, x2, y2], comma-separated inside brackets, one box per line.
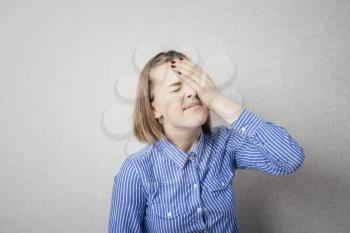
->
[156, 128, 206, 169]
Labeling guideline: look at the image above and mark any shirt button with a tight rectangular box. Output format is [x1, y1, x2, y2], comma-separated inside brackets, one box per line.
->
[193, 183, 198, 188]
[167, 212, 172, 218]
[188, 156, 193, 161]
[221, 181, 225, 187]
[241, 127, 246, 132]
[197, 207, 203, 214]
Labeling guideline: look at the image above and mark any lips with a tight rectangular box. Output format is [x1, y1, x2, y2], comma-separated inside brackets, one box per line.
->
[183, 101, 202, 110]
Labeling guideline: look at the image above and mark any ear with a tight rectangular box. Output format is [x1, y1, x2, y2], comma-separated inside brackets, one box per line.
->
[154, 111, 162, 119]
[151, 102, 162, 119]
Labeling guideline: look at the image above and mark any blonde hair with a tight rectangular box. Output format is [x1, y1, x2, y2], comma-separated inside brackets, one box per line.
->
[132, 50, 212, 145]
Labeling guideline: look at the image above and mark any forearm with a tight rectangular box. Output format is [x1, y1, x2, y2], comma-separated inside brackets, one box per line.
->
[224, 107, 305, 175]
[209, 94, 245, 124]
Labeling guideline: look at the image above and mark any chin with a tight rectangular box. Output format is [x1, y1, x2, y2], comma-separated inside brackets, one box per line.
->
[191, 114, 208, 127]
[181, 106, 208, 123]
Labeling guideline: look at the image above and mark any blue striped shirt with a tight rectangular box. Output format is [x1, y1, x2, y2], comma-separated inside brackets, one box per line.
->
[108, 108, 305, 233]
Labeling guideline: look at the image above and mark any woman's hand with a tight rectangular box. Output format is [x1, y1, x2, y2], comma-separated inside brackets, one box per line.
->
[168, 57, 221, 110]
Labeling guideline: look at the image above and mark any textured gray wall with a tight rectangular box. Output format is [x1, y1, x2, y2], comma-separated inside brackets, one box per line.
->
[1, 0, 349, 232]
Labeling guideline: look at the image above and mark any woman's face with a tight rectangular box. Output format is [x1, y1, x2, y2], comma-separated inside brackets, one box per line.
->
[150, 62, 209, 132]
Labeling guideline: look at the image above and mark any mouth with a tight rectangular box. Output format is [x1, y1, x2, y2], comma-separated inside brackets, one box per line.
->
[183, 103, 202, 111]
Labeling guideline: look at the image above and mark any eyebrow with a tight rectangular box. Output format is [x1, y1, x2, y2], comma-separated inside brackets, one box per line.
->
[167, 81, 182, 89]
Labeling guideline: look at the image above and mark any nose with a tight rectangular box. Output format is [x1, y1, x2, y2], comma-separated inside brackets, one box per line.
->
[183, 82, 197, 99]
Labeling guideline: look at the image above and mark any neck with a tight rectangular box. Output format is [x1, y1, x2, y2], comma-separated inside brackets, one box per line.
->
[164, 126, 202, 153]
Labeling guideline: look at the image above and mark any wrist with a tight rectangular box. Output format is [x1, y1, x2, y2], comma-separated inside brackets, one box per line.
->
[209, 94, 244, 124]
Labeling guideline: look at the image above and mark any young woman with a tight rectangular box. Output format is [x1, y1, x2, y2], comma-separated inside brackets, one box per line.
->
[108, 50, 305, 233]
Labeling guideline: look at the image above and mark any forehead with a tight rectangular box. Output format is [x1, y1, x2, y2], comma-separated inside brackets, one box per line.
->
[149, 63, 180, 89]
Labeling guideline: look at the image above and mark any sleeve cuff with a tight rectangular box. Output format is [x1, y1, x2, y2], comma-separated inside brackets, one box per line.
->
[230, 107, 265, 137]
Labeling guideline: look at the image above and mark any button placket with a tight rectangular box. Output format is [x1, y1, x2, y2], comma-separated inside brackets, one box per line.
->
[188, 151, 196, 162]
[190, 158, 204, 219]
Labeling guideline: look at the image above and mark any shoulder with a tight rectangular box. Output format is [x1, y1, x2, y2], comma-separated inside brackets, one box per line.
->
[114, 144, 155, 185]
[115, 143, 159, 192]
[125, 143, 157, 166]
[207, 125, 243, 152]
[210, 125, 233, 140]
[117, 143, 157, 178]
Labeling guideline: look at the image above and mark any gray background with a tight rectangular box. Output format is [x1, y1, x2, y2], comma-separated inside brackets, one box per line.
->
[1, 0, 349, 232]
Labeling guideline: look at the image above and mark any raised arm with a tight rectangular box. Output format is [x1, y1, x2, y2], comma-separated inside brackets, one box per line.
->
[211, 94, 305, 176]
[167, 58, 305, 175]
[108, 158, 146, 232]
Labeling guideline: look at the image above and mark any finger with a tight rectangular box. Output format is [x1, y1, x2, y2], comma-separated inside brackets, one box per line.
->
[178, 58, 207, 81]
[176, 61, 201, 80]
[171, 63, 201, 84]
[180, 59, 217, 90]
[179, 73, 201, 91]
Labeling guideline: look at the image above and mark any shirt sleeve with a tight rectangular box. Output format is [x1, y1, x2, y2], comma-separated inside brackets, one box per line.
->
[108, 157, 146, 233]
[226, 107, 305, 175]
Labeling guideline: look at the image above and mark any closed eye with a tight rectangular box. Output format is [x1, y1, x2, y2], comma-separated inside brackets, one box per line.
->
[168, 81, 182, 93]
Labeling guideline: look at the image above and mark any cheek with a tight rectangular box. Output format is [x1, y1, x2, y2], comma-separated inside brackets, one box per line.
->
[162, 98, 184, 117]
